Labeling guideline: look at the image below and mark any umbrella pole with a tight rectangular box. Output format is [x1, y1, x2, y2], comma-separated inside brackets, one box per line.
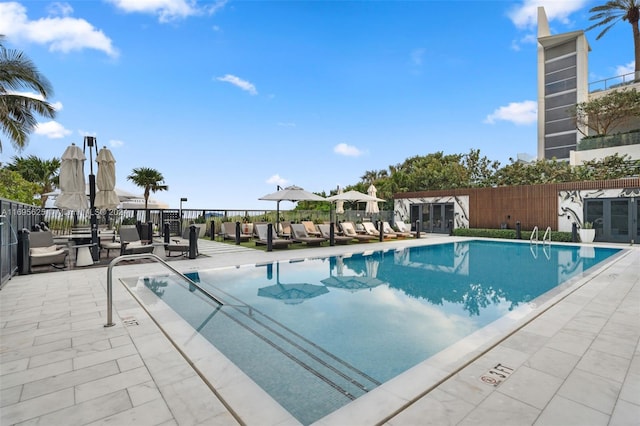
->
[85, 136, 99, 261]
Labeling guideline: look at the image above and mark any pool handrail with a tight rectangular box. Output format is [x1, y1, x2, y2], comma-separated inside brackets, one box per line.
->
[542, 226, 552, 245]
[104, 253, 223, 327]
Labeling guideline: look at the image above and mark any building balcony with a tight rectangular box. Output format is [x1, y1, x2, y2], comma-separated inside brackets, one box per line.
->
[577, 130, 640, 151]
[589, 71, 639, 93]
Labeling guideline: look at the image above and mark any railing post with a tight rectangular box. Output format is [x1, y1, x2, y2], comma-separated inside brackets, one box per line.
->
[267, 223, 273, 252]
[378, 221, 383, 242]
[329, 222, 335, 246]
[163, 222, 170, 245]
[17, 229, 30, 275]
[189, 224, 197, 259]
[415, 220, 421, 238]
[516, 221, 522, 240]
[210, 220, 216, 241]
[235, 221, 241, 245]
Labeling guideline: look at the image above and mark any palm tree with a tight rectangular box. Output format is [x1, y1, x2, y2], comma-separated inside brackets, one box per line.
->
[0, 35, 57, 153]
[6, 155, 60, 207]
[587, 0, 640, 77]
[126, 167, 168, 221]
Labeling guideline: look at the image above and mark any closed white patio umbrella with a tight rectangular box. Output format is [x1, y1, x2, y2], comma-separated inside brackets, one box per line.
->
[55, 143, 89, 211]
[365, 184, 380, 216]
[335, 187, 345, 215]
[94, 147, 119, 210]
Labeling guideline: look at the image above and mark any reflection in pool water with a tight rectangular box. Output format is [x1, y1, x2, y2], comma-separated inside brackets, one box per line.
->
[140, 240, 619, 425]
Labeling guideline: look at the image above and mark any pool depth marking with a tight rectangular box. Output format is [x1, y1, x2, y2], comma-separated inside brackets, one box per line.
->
[480, 363, 514, 387]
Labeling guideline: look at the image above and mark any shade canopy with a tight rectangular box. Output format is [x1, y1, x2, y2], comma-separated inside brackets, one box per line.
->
[55, 143, 89, 211]
[365, 184, 380, 215]
[259, 185, 326, 202]
[94, 147, 119, 210]
[257, 283, 329, 304]
[325, 190, 384, 202]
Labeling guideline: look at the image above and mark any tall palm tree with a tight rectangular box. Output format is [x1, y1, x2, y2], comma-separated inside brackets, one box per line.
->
[0, 35, 57, 153]
[587, 0, 640, 76]
[126, 167, 168, 221]
[6, 155, 60, 207]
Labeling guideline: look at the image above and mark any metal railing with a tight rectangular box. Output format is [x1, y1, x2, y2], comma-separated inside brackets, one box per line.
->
[105, 253, 223, 327]
[1, 198, 42, 287]
[589, 71, 639, 92]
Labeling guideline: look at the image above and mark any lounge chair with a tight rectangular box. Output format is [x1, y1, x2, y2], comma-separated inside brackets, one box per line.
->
[119, 225, 155, 255]
[317, 224, 353, 244]
[290, 224, 327, 246]
[165, 225, 199, 257]
[396, 221, 420, 237]
[362, 221, 397, 239]
[99, 230, 122, 258]
[339, 222, 377, 242]
[383, 221, 411, 238]
[278, 221, 292, 239]
[255, 224, 291, 249]
[221, 222, 252, 242]
[301, 220, 321, 237]
[28, 231, 69, 271]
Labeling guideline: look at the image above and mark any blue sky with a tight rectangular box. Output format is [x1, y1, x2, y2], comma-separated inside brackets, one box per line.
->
[0, 0, 633, 209]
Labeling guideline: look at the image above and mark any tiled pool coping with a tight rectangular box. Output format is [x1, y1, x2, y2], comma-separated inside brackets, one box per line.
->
[1, 236, 638, 425]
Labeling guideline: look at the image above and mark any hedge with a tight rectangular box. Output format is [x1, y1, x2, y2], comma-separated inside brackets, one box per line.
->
[452, 228, 574, 242]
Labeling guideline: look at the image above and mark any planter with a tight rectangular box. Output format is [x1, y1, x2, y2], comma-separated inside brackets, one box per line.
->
[579, 228, 595, 243]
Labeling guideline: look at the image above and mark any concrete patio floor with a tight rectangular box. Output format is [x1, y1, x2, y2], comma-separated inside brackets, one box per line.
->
[1, 236, 638, 425]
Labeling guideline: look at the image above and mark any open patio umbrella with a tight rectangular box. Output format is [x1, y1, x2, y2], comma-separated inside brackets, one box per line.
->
[55, 143, 89, 211]
[365, 184, 380, 216]
[325, 189, 384, 203]
[321, 256, 385, 291]
[94, 147, 119, 210]
[257, 262, 328, 304]
[326, 189, 383, 220]
[259, 185, 326, 231]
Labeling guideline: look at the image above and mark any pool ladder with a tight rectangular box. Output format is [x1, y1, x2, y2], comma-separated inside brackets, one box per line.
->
[530, 226, 552, 245]
[104, 253, 223, 327]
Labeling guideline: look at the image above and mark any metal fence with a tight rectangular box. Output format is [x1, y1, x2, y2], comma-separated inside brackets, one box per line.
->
[1, 198, 41, 287]
[0, 204, 392, 285]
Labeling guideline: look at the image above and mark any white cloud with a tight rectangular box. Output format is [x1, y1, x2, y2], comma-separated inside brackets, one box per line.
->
[334, 143, 364, 157]
[411, 48, 426, 66]
[508, 0, 587, 29]
[0, 2, 118, 57]
[34, 121, 72, 138]
[616, 61, 635, 77]
[107, 0, 226, 22]
[511, 33, 537, 51]
[107, 0, 196, 22]
[266, 174, 288, 186]
[109, 139, 124, 148]
[484, 100, 537, 125]
[216, 74, 258, 95]
[8, 91, 63, 112]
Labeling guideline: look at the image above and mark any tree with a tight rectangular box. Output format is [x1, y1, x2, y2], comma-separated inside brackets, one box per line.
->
[126, 167, 168, 222]
[462, 149, 501, 187]
[572, 88, 640, 136]
[0, 35, 57, 153]
[587, 0, 640, 76]
[0, 167, 39, 204]
[6, 155, 60, 207]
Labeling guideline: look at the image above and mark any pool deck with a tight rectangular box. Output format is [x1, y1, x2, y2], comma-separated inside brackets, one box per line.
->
[1, 236, 638, 425]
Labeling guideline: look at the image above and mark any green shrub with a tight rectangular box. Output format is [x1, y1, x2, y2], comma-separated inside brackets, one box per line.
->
[453, 228, 573, 242]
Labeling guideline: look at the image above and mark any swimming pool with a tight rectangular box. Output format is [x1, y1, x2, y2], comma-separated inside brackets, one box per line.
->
[123, 240, 620, 425]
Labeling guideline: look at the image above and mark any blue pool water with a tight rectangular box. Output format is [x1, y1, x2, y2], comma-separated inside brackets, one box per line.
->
[136, 240, 619, 424]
